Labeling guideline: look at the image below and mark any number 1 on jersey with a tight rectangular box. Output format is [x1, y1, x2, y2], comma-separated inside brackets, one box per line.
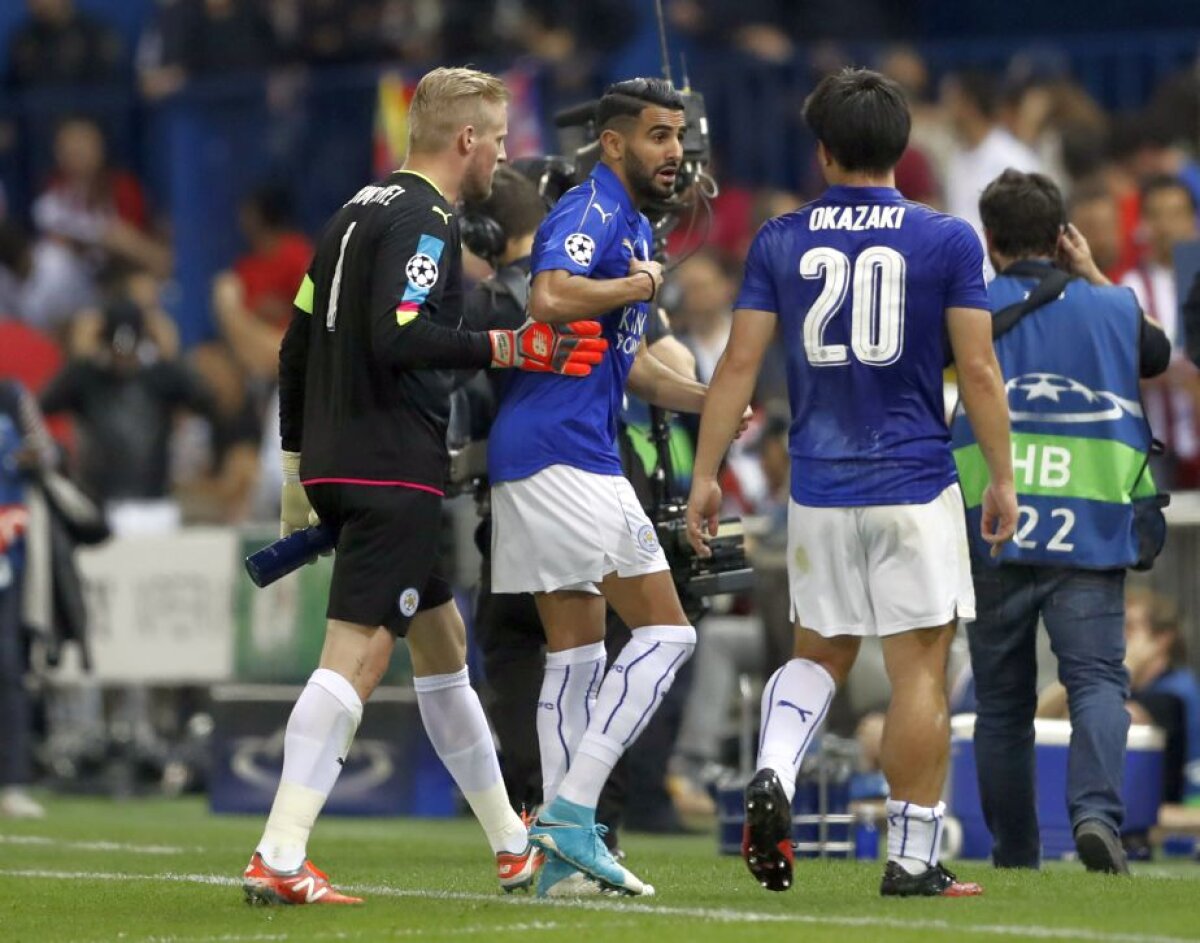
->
[800, 246, 906, 366]
[326, 221, 357, 332]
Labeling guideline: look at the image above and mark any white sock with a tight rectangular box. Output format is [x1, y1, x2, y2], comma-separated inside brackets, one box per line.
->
[415, 667, 528, 855]
[258, 668, 362, 872]
[887, 799, 945, 873]
[556, 624, 695, 810]
[756, 658, 836, 804]
[539, 641, 607, 804]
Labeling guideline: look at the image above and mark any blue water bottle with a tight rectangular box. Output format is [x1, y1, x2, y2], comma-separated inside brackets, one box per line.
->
[854, 810, 879, 860]
[244, 524, 337, 587]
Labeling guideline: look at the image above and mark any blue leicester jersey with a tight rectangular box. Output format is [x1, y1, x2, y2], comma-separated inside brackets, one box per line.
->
[489, 163, 654, 483]
[736, 186, 989, 507]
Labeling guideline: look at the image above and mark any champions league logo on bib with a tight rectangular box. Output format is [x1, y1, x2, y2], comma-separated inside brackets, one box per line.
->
[564, 233, 595, 268]
[1004, 373, 1144, 424]
[398, 587, 420, 617]
[637, 524, 659, 553]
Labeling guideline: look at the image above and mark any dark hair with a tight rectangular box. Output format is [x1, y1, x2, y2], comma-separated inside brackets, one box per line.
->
[802, 68, 910, 174]
[243, 185, 295, 229]
[101, 297, 146, 348]
[595, 77, 685, 130]
[478, 164, 546, 240]
[0, 220, 31, 271]
[1141, 173, 1199, 214]
[948, 70, 1001, 119]
[1067, 178, 1115, 214]
[1127, 587, 1188, 668]
[979, 168, 1065, 259]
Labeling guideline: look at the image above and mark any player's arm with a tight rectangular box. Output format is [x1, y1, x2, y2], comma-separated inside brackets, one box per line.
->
[948, 304, 1017, 554]
[278, 279, 318, 537]
[686, 224, 779, 555]
[529, 265, 659, 324]
[371, 219, 605, 374]
[526, 190, 662, 323]
[279, 277, 312, 456]
[627, 338, 707, 412]
[684, 307, 777, 555]
[943, 217, 1016, 553]
[646, 310, 697, 377]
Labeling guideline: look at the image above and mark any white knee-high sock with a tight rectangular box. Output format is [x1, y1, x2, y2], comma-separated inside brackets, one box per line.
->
[415, 667, 528, 855]
[556, 624, 696, 811]
[887, 799, 945, 873]
[258, 668, 362, 872]
[756, 658, 836, 803]
[538, 641, 607, 804]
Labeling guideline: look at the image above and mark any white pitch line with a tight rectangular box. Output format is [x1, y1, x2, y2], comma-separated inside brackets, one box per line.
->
[1, 868, 1196, 943]
[129, 919, 573, 943]
[0, 834, 189, 855]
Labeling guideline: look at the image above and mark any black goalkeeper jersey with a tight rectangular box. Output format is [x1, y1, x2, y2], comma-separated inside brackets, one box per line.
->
[279, 170, 493, 492]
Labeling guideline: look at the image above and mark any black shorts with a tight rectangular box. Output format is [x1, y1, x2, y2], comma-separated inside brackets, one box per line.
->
[305, 483, 453, 636]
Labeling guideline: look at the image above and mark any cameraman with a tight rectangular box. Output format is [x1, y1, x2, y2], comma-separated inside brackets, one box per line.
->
[949, 169, 1171, 874]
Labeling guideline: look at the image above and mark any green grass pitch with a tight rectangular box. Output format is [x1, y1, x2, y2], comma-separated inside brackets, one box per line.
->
[1, 796, 1198, 943]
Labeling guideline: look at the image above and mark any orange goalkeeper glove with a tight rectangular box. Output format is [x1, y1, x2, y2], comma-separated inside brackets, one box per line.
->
[489, 320, 608, 377]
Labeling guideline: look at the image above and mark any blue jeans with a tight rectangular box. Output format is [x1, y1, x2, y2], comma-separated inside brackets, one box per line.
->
[967, 563, 1129, 868]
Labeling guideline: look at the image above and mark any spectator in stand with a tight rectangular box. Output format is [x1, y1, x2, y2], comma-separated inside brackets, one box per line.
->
[673, 251, 735, 384]
[941, 70, 1042, 245]
[32, 117, 171, 307]
[668, 0, 909, 59]
[175, 344, 263, 524]
[442, 0, 634, 67]
[1120, 109, 1200, 217]
[1120, 175, 1200, 488]
[1039, 589, 1200, 808]
[0, 216, 95, 340]
[40, 297, 216, 507]
[138, 0, 280, 100]
[1069, 180, 1123, 281]
[212, 186, 313, 384]
[1104, 114, 1155, 276]
[276, 0, 383, 66]
[879, 46, 955, 187]
[5, 0, 124, 90]
[1004, 77, 1108, 194]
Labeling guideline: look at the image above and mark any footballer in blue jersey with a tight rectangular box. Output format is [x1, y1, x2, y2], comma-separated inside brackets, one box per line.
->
[488, 79, 743, 899]
[487, 160, 657, 481]
[685, 68, 1017, 900]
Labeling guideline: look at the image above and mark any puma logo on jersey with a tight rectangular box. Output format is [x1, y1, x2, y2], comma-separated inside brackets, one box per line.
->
[431, 205, 453, 225]
[591, 203, 614, 223]
[287, 875, 330, 903]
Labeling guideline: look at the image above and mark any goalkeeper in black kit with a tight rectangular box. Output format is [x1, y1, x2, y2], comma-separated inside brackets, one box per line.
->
[242, 67, 607, 906]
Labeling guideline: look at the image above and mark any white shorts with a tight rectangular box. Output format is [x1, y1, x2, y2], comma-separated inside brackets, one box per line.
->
[491, 464, 669, 594]
[787, 483, 975, 637]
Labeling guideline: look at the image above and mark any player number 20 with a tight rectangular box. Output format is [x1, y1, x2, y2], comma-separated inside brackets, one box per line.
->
[800, 246, 906, 367]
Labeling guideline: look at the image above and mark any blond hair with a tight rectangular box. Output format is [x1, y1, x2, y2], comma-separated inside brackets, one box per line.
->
[408, 67, 509, 154]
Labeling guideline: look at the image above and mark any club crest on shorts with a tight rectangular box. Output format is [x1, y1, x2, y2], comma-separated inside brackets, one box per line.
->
[398, 587, 420, 617]
[637, 524, 659, 553]
[564, 232, 595, 267]
[405, 253, 439, 289]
